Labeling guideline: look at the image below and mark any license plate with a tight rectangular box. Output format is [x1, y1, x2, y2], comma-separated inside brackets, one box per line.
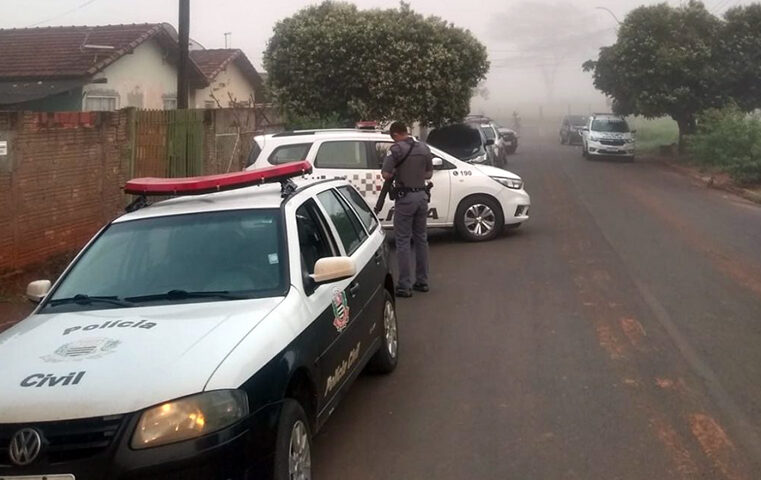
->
[0, 475, 74, 480]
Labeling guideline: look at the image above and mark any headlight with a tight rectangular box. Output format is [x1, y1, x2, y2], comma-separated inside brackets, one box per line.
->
[589, 135, 602, 142]
[131, 390, 248, 449]
[491, 176, 523, 190]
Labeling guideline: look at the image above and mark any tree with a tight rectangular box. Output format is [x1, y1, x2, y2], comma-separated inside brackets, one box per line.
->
[263, 1, 489, 126]
[718, 4, 761, 112]
[583, 1, 723, 151]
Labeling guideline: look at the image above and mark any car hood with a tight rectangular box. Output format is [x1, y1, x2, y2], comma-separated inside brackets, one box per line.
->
[473, 164, 522, 181]
[0, 298, 283, 422]
[590, 131, 632, 140]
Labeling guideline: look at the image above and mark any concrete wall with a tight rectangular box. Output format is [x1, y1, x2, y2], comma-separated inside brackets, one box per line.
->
[83, 38, 178, 110]
[194, 61, 255, 109]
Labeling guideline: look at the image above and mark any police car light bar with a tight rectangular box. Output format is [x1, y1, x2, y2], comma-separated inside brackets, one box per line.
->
[124, 161, 313, 196]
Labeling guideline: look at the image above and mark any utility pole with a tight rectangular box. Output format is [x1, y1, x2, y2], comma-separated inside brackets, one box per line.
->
[177, 0, 190, 109]
[224, 32, 232, 49]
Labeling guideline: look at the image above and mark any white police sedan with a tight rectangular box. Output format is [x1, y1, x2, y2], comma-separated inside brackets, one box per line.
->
[247, 129, 531, 242]
[0, 162, 397, 480]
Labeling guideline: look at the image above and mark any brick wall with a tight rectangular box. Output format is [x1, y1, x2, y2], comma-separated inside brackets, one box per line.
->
[0, 106, 283, 273]
[0, 111, 130, 272]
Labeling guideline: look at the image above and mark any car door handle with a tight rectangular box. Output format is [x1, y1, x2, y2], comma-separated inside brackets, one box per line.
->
[373, 250, 383, 264]
[348, 282, 361, 297]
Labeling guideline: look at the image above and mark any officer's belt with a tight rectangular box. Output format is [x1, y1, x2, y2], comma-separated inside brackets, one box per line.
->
[396, 187, 427, 192]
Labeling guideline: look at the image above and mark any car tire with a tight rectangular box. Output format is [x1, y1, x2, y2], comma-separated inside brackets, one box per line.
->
[455, 195, 504, 242]
[273, 399, 313, 480]
[367, 290, 398, 374]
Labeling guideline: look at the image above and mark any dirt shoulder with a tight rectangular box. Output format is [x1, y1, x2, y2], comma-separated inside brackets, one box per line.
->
[645, 154, 761, 205]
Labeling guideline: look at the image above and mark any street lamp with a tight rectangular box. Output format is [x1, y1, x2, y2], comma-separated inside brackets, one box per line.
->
[595, 6, 622, 25]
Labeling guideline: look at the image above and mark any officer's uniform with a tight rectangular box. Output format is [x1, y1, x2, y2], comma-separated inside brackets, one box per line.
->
[381, 137, 433, 291]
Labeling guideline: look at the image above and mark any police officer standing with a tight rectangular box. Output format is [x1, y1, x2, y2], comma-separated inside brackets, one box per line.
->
[381, 121, 433, 297]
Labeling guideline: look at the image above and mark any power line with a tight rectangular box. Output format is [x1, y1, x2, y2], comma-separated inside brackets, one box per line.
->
[25, 0, 99, 28]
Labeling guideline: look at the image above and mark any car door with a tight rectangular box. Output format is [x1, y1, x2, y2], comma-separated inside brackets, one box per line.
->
[335, 185, 387, 323]
[372, 140, 452, 227]
[309, 139, 381, 192]
[313, 188, 378, 405]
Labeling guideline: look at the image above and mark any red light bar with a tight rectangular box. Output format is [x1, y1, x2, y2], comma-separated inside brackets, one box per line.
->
[124, 160, 313, 196]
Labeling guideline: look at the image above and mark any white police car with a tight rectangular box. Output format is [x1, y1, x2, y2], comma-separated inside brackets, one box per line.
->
[0, 162, 398, 480]
[580, 113, 636, 160]
[246, 129, 531, 242]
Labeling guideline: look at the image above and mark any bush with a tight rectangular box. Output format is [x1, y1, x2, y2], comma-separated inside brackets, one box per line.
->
[689, 105, 761, 185]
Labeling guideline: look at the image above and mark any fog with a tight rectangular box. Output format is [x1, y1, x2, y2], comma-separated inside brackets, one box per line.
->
[2, 0, 756, 121]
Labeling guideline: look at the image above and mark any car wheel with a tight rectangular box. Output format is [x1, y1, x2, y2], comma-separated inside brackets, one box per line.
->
[274, 399, 312, 480]
[367, 290, 398, 374]
[455, 195, 504, 242]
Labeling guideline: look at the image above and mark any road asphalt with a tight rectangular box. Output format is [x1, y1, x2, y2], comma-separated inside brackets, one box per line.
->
[312, 128, 761, 479]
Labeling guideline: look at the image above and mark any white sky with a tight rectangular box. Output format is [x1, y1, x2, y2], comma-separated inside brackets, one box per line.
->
[1, 0, 753, 117]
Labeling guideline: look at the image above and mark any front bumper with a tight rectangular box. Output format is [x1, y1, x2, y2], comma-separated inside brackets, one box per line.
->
[586, 140, 635, 157]
[0, 403, 282, 480]
[498, 188, 531, 227]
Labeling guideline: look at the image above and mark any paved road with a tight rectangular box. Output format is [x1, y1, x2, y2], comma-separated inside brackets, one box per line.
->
[313, 129, 761, 479]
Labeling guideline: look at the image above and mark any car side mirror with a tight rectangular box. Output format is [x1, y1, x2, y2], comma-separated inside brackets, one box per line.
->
[26, 280, 51, 303]
[432, 157, 443, 168]
[484, 139, 495, 147]
[310, 257, 356, 284]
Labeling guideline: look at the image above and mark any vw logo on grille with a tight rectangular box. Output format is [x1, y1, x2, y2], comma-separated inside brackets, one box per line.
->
[8, 428, 42, 466]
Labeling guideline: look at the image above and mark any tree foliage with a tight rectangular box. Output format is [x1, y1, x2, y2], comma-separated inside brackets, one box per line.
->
[583, 1, 723, 147]
[264, 1, 489, 126]
[718, 4, 761, 112]
[690, 104, 761, 185]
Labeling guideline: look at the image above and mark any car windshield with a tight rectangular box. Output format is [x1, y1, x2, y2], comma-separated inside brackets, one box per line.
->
[591, 119, 630, 133]
[569, 116, 588, 126]
[43, 209, 286, 312]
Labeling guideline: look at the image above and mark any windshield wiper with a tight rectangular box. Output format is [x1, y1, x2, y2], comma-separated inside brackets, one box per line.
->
[49, 294, 134, 308]
[125, 290, 248, 303]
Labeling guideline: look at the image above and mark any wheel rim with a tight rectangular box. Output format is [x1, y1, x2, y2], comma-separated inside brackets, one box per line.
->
[288, 420, 311, 480]
[463, 203, 496, 237]
[384, 300, 398, 359]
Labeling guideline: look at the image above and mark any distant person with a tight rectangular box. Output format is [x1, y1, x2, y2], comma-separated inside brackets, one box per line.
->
[381, 121, 433, 298]
[512, 111, 522, 133]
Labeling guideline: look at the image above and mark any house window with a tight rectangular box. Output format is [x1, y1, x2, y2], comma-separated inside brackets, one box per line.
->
[163, 97, 177, 110]
[84, 94, 119, 111]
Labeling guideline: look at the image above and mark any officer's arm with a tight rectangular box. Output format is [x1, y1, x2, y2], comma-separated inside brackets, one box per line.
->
[424, 149, 434, 179]
[381, 146, 398, 180]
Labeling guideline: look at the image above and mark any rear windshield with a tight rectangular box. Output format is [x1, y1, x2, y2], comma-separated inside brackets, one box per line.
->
[246, 139, 263, 167]
[592, 119, 630, 133]
[427, 124, 484, 159]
